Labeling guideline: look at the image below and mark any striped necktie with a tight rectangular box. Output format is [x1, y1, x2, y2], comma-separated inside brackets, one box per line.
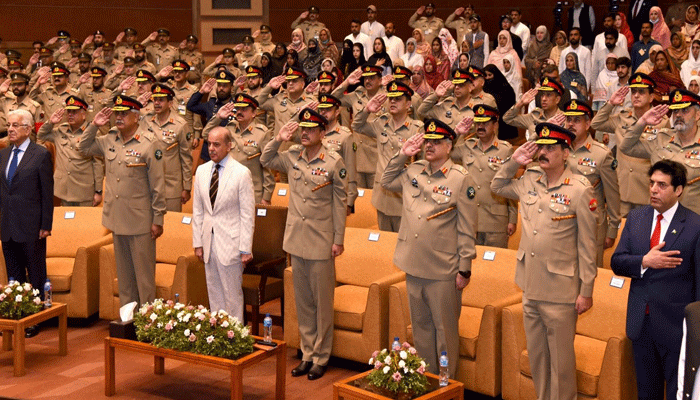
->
[210, 164, 220, 208]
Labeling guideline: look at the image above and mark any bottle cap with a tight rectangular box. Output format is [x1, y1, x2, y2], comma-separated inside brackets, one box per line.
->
[266, 313, 270, 317]
[441, 351, 447, 356]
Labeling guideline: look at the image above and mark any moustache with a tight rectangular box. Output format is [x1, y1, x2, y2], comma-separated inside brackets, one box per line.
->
[538, 155, 549, 163]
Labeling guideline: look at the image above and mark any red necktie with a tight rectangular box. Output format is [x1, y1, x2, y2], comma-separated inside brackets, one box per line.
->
[650, 213, 663, 249]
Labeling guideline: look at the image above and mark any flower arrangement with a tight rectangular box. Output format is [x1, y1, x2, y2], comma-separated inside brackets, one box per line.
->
[0, 281, 44, 319]
[367, 342, 429, 397]
[134, 299, 254, 359]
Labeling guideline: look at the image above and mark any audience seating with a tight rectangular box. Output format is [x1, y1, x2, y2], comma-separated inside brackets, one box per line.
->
[602, 218, 626, 269]
[99, 211, 208, 320]
[388, 246, 522, 396]
[345, 188, 378, 229]
[270, 182, 290, 207]
[283, 227, 404, 363]
[501, 267, 636, 400]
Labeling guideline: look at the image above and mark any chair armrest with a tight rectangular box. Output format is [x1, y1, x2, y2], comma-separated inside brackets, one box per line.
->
[363, 272, 406, 351]
[172, 254, 208, 308]
[99, 244, 118, 319]
[388, 280, 410, 344]
[597, 334, 638, 400]
[501, 302, 526, 400]
[244, 256, 287, 274]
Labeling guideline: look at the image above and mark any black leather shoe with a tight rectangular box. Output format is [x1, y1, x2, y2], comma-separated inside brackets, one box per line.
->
[25, 325, 40, 338]
[307, 364, 327, 380]
[291, 361, 312, 377]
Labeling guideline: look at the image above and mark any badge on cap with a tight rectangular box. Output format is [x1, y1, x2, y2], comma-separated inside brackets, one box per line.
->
[219, 71, 226, 79]
[288, 67, 293, 74]
[365, 66, 371, 72]
[68, 98, 75, 105]
[321, 95, 327, 102]
[570, 100, 577, 109]
[477, 106, 484, 115]
[675, 91, 683, 102]
[541, 126, 550, 137]
[304, 110, 311, 119]
[542, 77, 549, 85]
[428, 121, 436, 132]
[116, 97, 123, 105]
[390, 82, 398, 91]
[155, 86, 161, 93]
[635, 75, 642, 83]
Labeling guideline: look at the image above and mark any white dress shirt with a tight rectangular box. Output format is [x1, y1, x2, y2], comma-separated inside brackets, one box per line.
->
[511, 22, 530, 57]
[5, 137, 30, 178]
[642, 201, 679, 275]
[383, 35, 405, 63]
[572, 3, 596, 31]
[678, 318, 700, 400]
[361, 20, 385, 42]
[559, 44, 593, 90]
[345, 32, 373, 60]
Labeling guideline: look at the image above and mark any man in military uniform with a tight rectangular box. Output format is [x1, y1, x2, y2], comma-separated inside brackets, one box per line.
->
[291, 6, 327, 42]
[235, 65, 270, 128]
[114, 28, 139, 61]
[254, 25, 276, 55]
[7, 59, 24, 75]
[81, 30, 106, 55]
[187, 70, 235, 163]
[94, 42, 121, 76]
[235, 35, 260, 69]
[46, 31, 72, 64]
[391, 66, 423, 119]
[105, 56, 136, 91]
[260, 108, 347, 381]
[143, 83, 192, 212]
[504, 77, 565, 140]
[75, 67, 113, 123]
[452, 105, 517, 248]
[203, 48, 241, 79]
[30, 63, 72, 123]
[491, 123, 597, 400]
[0, 73, 42, 138]
[133, 44, 156, 74]
[467, 66, 497, 109]
[141, 29, 178, 73]
[178, 35, 204, 84]
[563, 100, 621, 267]
[620, 89, 700, 215]
[169, 60, 200, 147]
[416, 69, 476, 131]
[445, 6, 474, 48]
[380, 118, 477, 377]
[409, 3, 445, 45]
[317, 94, 357, 214]
[591, 73, 663, 215]
[78, 95, 166, 307]
[128, 69, 157, 115]
[37, 96, 103, 206]
[352, 81, 424, 232]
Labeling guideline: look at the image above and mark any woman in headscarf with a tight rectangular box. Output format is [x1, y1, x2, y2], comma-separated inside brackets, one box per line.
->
[561, 52, 588, 101]
[260, 52, 275, 84]
[689, 75, 700, 94]
[616, 12, 634, 51]
[288, 28, 307, 55]
[488, 30, 522, 75]
[668, 31, 689, 69]
[410, 65, 433, 99]
[649, 49, 685, 103]
[423, 56, 444, 90]
[318, 28, 339, 66]
[549, 30, 569, 67]
[302, 38, 323, 81]
[438, 28, 459, 65]
[524, 26, 553, 84]
[483, 64, 518, 141]
[429, 37, 451, 81]
[681, 39, 700, 86]
[681, 6, 700, 44]
[593, 53, 619, 110]
[321, 58, 344, 88]
[284, 49, 300, 70]
[502, 53, 522, 101]
[271, 43, 287, 75]
[339, 39, 355, 76]
[649, 6, 672, 48]
[367, 37, 393, 75]
[636, 44, 664, 74]
[451, 52, 470, 73]
[412, 29, 431, 56]
[401, 38, 424, 69]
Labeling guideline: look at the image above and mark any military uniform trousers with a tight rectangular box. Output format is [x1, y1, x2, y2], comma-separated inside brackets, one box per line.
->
[166, 198, 182, 212]
[113, 233, 156, 307]
[205, 231, 244, 322]
[476, 232, 509, 248]
[406, 274, 461, 377]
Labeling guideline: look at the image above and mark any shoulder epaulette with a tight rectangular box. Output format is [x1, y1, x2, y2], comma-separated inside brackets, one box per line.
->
[289, 144, 303, 152]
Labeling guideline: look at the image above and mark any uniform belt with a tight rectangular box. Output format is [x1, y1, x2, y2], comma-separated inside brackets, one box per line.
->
[427, 206, 456, 221]
[126, 163, 147, 167]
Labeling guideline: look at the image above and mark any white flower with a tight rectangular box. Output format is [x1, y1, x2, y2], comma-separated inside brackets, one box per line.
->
[194, 312, 202, 319]
[165, 309, 171, 315]
[4, 287, 12, 294]
[15, 286, 23, 293]
[241, 326, 249, 338]
[157, 322, 163, 328]
[32, 289, 40, 296]
[231, 316, 240, 325]
[404, 367, 409, 374]
[398, 360, 406, 368]
[23, 283, 31, 291]
[420, 361, 426, 368]
[195, 323, 201, 332]
[206, 335, 214, 344]
[400, 350, 407, 359]
[221, 320, 229, 328]
[383, 366, 390, 374]
[33, 297, 41, 305]
[183, 313, 191, 322]
[150, 313, 158, 321]
[384, 356, 391, 364]
[156, 304, 162, 310]
[15, 294, 22, 302]
[369, 358, 374, 365]
[184, 329, 191, 336]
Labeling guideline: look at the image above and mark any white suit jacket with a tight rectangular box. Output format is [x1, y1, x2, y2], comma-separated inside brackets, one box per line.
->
[192, 155, 255, 265]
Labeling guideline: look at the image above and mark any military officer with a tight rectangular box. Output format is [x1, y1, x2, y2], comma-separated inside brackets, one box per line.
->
[416, 69, 476, 130]
[620, 89, 700, 215]
[0, 73, 42, 138]
[37, 96, 104, 206]
[74, 67, 112, 134]
[391, 66, 424, 120]
[352, 81, 424, 232]
[78, 95, 166, 307]
[235, 35, 261, 69]
[236, 65, 270, 128]
[133, 44, 157, 74]
[105, 56, 136, 91]
[203, 48, 241, 79]
[467, 66, 497, 109]
[504, 77, 565, 140]
[94, 42, 122, 76]
[380, 119, 477, 377]
[408, 3, 445, 45]
[81, 29, 106, 54]
[254, 25, 276, 55]
[291, 6, 327, 42]
[451, 105, 517, 248]
[562, 100, 621, 267]
[7, 59, 24, 75]
[169, 60, 200, 146]
[260, 108, 347, 381]
[143, 84, 192, 212]
[203, 94, 275, 205]
[491, 123, 597, 400]
[590, 74, 663, 215]
[178, 35, 205, 84]
[141, 29, 178, 73]
[445, 6, 473, 48]
[30, 63, 72, 123]
[114, 27, 139, 61]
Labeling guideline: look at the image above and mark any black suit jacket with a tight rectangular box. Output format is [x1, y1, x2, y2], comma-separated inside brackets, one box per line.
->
[628, 0, 658, 40]
[611, 204, 700, 346]
[0, 141, 54, 243]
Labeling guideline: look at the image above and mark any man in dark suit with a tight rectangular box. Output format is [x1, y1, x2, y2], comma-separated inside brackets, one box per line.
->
[1, 109, 54, 338]
[628, 0, 658, 39]
[611, 160, 700, 400]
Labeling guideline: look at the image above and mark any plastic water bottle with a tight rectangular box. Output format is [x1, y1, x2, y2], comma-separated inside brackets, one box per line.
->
[392, 337, 401, 351]
[174, 293, 180, 304]
[8, 276, 15, 285]
[439, 351, 449, 387]
[44, 279, 52, 308]
[263, 313, 273, 343]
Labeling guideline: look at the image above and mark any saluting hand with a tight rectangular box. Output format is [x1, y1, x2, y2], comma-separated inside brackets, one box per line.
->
[67, 57, 78, 68]
[119, 76, 136, 91]
[115, 32, 125, 43]
[381, 74, 393, 86]
[546, 113, 566, 127]
[0, 79, 10, 95]
[306, 100, 319, 111]
[455, 116, 473, 136]
[519, 88, 538, 107]
[300, 11, 309, 19]
[47, 37, 59, 46]
[214, 54, 224, 65]
[93, 107, 113, 127]
[157, 65, 174, 79]
[29, 53, 40, 66]
[347, 67, 363, 85]
[199, 78, 217, 94]
[50, 108, 65, 124]
[83, 35, 94, 46]
[79, 72, 91, 84]
[137, 92, 151, 105]
[148, 31, 158, 42]
[305, 80, 319, 94]
[234, 75, 247, 87]
[59, 43, 70, 54]
[252, 30, 261, 39]
[609, 86, 629, 106]
[269, 75, 286, 90]
[367, 93, 387, 113]
[92, 47, 103, 59]
[114, 63, 125, 75]
[455, 7, 465, 15]
[435, 80, 453, 98]
[234, 43, 244, 53]
[401, 132, 424, 157]
[641, 104, 669, 126]
[416, 6, 426, 15]
[277, 121, 298, 142]
[512, 141, 538, 165]
[179, 40, 187, 50]
[216, 102, 236, 119]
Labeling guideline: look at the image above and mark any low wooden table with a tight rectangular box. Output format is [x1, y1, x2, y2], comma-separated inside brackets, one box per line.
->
[105, 336, 286, 400]
[0, 302, 68, 376]
[333, 370, 464, 400]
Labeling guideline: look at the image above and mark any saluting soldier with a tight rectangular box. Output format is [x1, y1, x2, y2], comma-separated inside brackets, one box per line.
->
[466, 66, 497, 109]
[30, 63, 73, 123]
[203, 94, 275, 205]
[491, 123, 597, 400]
[562, 100, 621, 267]
[391, 66, 424, 120]
[105, 56, 137, 91]
[408, 3, 445, 45]
[380, 119, 477, 378]
[504, 77, 565, 140]
[291, 6, 327, 42]
[94, 42, 122, 76]
[416, 69, 475, 130]
[141, 29, 178, 73]
[0, 73, 42, 138]
[37, 96, 104, 206]
[451, 105, 517, 248]
[143, 84, 192, 212]
[114, 28, 139, 61]
[236, 35, 261, 69]
[133, 44, 156, 75]
[203, 48, 241, 80]
[74, 67, 112, 135]
[254, 25, 276, 55]
[169, 60, 200, 147]
[352, 81, 423, 232]
[237, 65, 270, 129]
[178, 35, 205, 84]
[261, 108, 347, 381]
[620, 89, 700, 215]
[78, 95, 166, 308]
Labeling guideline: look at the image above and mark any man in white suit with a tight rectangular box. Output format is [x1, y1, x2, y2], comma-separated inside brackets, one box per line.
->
[192, 127, 255, 322]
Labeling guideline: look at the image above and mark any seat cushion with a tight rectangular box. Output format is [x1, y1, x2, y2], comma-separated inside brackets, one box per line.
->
[458, 306, 483, 358]
[242, 274, 283, 306]
[519, 334, 606, 397]
[333, 285, 368, 332]
[46, 257, 75, 292]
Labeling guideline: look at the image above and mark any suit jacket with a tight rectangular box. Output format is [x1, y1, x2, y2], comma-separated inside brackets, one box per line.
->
[192, 157, 255, 266]
[611, 204, 700, 343]
[628, 0, 658, 39]
[0, 141, 54, 242]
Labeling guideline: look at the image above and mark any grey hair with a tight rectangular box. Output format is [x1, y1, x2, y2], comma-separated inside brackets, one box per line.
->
[8, 109, 33, 127]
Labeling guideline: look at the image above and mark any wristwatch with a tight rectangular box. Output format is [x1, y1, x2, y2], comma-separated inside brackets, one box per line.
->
[95, 190, 103, 194]
[458, 270, 471, 279]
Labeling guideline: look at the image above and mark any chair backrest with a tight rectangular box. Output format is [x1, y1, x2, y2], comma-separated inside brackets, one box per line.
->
[252, 205, 288, 265]
[47, 207, 110, 257]
[603, 218, 626, 269]
[157, 212, 195, 265]
[270, 183, 290, 207]
[576, 268, 630, 341]
[334, 227, 401, 287]
[461, 246, 521, 308]
[346, 188, 378, 229]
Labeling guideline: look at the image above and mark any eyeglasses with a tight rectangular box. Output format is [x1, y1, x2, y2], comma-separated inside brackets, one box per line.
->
[6, 123, 29, 129]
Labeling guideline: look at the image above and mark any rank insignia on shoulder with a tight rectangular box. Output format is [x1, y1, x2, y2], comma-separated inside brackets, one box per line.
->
[611, 159, 618, 170]
[467, 186, 476, 199]
[155, 149, 163, 160]
[411, 178, 418, 187]
[339, 168, 347, 179]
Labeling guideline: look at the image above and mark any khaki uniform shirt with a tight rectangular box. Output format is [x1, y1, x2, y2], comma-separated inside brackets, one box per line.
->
[239, 86, 273, 130]
[468, 91, 498, 110]
[620, 120, 700, 215]
[37, 121, 104, 202]
[261, 139, 347, 260]
[290, 18, 327, 42]
[135, 60, 157, 75]
[352, 111, 423, 215]
[416, 93, 475, 130]
[30, 86, 72, 123]
[254, 42, 276, 55]
[323, 122, 358, 207]
[203, 64, 241, 80]
[568, 136, 621, 239]
[503, 106, 564, 140]
[236, 52, 261, 69]
[77, 85, 113, 121]
[452, 137, 518, 233]
[381, 154, 477, 279]
[114, 43, 136, 61]
[142, 113, 193, 199]
[256, 86, 315, 151]
[94, 58, 122, 77]
[78, 124, 166, 234]
[492, 160, 598, 303]
[408, 14, 445, 45]
[179, 50, 205, 83]
[445, 13, 471, 47]
[146, 44, 178, 72]
[172, 82, 199, 143]
[0, 94, 43, 134]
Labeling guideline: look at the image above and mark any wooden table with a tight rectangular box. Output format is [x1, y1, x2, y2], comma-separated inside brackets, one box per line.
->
[105, 336, 286, 400]
[333, 370, 464, 400]
[0, 302, 68, 376]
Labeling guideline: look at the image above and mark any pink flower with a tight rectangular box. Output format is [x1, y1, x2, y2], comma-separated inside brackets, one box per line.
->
[417, 365, 425, 374]
[164, 322, 173, 331]
[187, 305, 194, 310]
[0, 293, 5, 301]
[166, 300, 174, 306]
[188, 334, 196, 342]
[409, 347, 417, 355]
[392, 372, 402, 382]
[372, 350, 379, 358]
[198, 313, 206, 321]
[374, 361, 383, 370]
[402, 342, 411, 349]
[227, 330, 235, 339]
[144, 324, 151, 330]
[209, 317, 217, 326]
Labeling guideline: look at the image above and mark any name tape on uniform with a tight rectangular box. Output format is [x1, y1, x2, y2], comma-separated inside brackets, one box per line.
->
[368, 232, 380, 242]
[181, 216, 192, 225]
[483, 251, 496, 261]
[277, 188, 287, 196]
[358, 189, 365, 197]
[64, 211, 76, 219]
[609, 276, 624, 289]
[257, 208, 267, 217]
